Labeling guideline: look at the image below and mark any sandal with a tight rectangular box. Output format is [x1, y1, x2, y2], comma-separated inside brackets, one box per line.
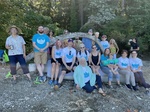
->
[98, 89, 106, 96]
[98, 91, 106, 96]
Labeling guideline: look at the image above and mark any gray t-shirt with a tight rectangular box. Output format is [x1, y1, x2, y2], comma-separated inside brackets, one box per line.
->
[5, 35, 26, 56]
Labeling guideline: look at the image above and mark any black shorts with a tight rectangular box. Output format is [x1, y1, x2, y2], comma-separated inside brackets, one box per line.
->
[51, 58, 62, 64]
[62, 62, 76, 73]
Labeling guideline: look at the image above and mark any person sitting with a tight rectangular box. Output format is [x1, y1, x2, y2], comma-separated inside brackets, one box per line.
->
[129, 50, 150, 93]
[103, 53, 121, 86]
[89, 45, 101, 76]
[73, 57, 106, 96]
[48, 40, 63, 86]
[118, 50, 137, 91]
[54, 39, 76, 90]
[100, 48, 114, 88]
[77, 43, 90, 65]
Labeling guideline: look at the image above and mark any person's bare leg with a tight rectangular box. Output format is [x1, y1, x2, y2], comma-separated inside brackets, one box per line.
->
[58, 71, 66, 84]
[26, 73, 31, 80]
[55, 64, 59, 80]
[51, 63, 56, 80]
[36, 64, 43, 76]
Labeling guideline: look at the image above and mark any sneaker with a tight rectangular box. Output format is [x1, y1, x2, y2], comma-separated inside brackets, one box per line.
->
[42, 76, 46, 82]
[48, 80, 53, 85]
[132, 86, 138, 91]
[108, 85, 113, 89]
[125, 84, 132, 90]
[6, 72, 12, 78]
[54, 80, 58, 85]
[145, 90, 150, 95]
[117, 83, 122, 87]
[54, 83, 61, 90]
[39, 76, 43, 83]
[12, 79, 17, 84]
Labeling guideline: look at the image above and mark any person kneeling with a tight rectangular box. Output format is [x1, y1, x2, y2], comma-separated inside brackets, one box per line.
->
[73, 57, 106, 96]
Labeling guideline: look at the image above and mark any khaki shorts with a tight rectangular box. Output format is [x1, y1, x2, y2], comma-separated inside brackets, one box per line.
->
[34, 52, 47, 64]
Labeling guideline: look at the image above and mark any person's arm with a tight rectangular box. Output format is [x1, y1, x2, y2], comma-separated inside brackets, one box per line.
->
[51, 46, 57, 62]
[22, 44, 26, 58]
[71, 50, 76, 69]
[32, 42, 40, 51]
[41, 42, 49, 51]
[97, 52, 101, 65]
[5, 38, 11, 50]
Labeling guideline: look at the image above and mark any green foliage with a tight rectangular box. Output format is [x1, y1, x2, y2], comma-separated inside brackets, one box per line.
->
[70, 0, 78, 32]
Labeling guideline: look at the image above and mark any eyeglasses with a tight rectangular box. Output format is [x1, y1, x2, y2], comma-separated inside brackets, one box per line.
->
[69, 51, 71, 55]
[81, 47, 84, 49]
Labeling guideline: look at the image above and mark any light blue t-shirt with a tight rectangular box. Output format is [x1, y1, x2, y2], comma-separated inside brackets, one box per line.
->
[100, 41, 110, 50]
[77, 50, 89, 61]
[82, 67, 90, 83]
[62, 47, 76, 63]
[82, 38, 92, 52]
[129, 58, 143, 71]
[32, 33, 50, 52]
[118, 57, 129, 68]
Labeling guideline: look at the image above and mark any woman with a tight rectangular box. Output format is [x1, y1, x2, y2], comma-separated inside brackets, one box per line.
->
[109, 39, 119, 59]
[5, 25, 32, 84]
[73, 57, 106, 96]
[100, 48, 120, 88]
[118, 50, 137, 91]
[48, 40, 63, 85]
[129, 50, 150, 92]
[89, 45, 101, 76]
[77, 43, 90, 65]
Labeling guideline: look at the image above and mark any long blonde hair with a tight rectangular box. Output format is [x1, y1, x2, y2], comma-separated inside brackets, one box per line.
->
[110, 39, 119, 49]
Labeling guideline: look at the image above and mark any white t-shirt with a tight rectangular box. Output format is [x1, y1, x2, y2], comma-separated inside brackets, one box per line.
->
[62, 47, 76, 63]
[100, 41, 110, 50]
[118, 57, 129, 68]
[53, 46, 63, 59]
[77, 50, 89, 61]
[129, 58, 143, 71]
[5, 35, 26, 56]
[82, 67, 90, 83]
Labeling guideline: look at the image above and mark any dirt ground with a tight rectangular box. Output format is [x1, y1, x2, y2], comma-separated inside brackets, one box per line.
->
[0, 61, 150, 112]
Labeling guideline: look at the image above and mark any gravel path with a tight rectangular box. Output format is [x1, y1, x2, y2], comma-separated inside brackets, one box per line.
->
[0, 61, 150, 112]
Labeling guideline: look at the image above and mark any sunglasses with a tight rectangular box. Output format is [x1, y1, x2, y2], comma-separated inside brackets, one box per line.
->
[81, 47, 85, 49]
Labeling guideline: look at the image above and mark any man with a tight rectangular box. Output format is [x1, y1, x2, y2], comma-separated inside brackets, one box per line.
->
[54, 39, 76, 90]
[73, 37, 82, 52]
[92, 32, 101, 51]
[32, 26, 50, 82]
[82, 29, 93, 52]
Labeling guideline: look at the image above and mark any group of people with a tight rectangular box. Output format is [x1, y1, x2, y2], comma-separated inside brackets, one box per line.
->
[5, 25, 150, 96]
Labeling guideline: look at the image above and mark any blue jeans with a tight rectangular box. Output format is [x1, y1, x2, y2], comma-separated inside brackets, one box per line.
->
[101, 66, 113, 81]
[82, 75, 102, 93]
[9, 54, 29, 75]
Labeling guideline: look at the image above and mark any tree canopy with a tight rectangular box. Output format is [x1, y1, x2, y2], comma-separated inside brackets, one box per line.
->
[1, 0, 150, 53]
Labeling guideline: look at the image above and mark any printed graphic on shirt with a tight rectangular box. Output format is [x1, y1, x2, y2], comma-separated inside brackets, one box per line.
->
[37, 39, 45, 44]
[84, 72, 89, 78]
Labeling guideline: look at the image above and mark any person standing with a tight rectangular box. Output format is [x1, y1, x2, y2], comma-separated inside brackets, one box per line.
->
[109, 38, 119, 59]
[32, 26, 50, 82]
[100, 35, 110, 51]
[5, 25, 32, 84]
[92, 32, 101, 51]
[82, 29, 93, 52]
